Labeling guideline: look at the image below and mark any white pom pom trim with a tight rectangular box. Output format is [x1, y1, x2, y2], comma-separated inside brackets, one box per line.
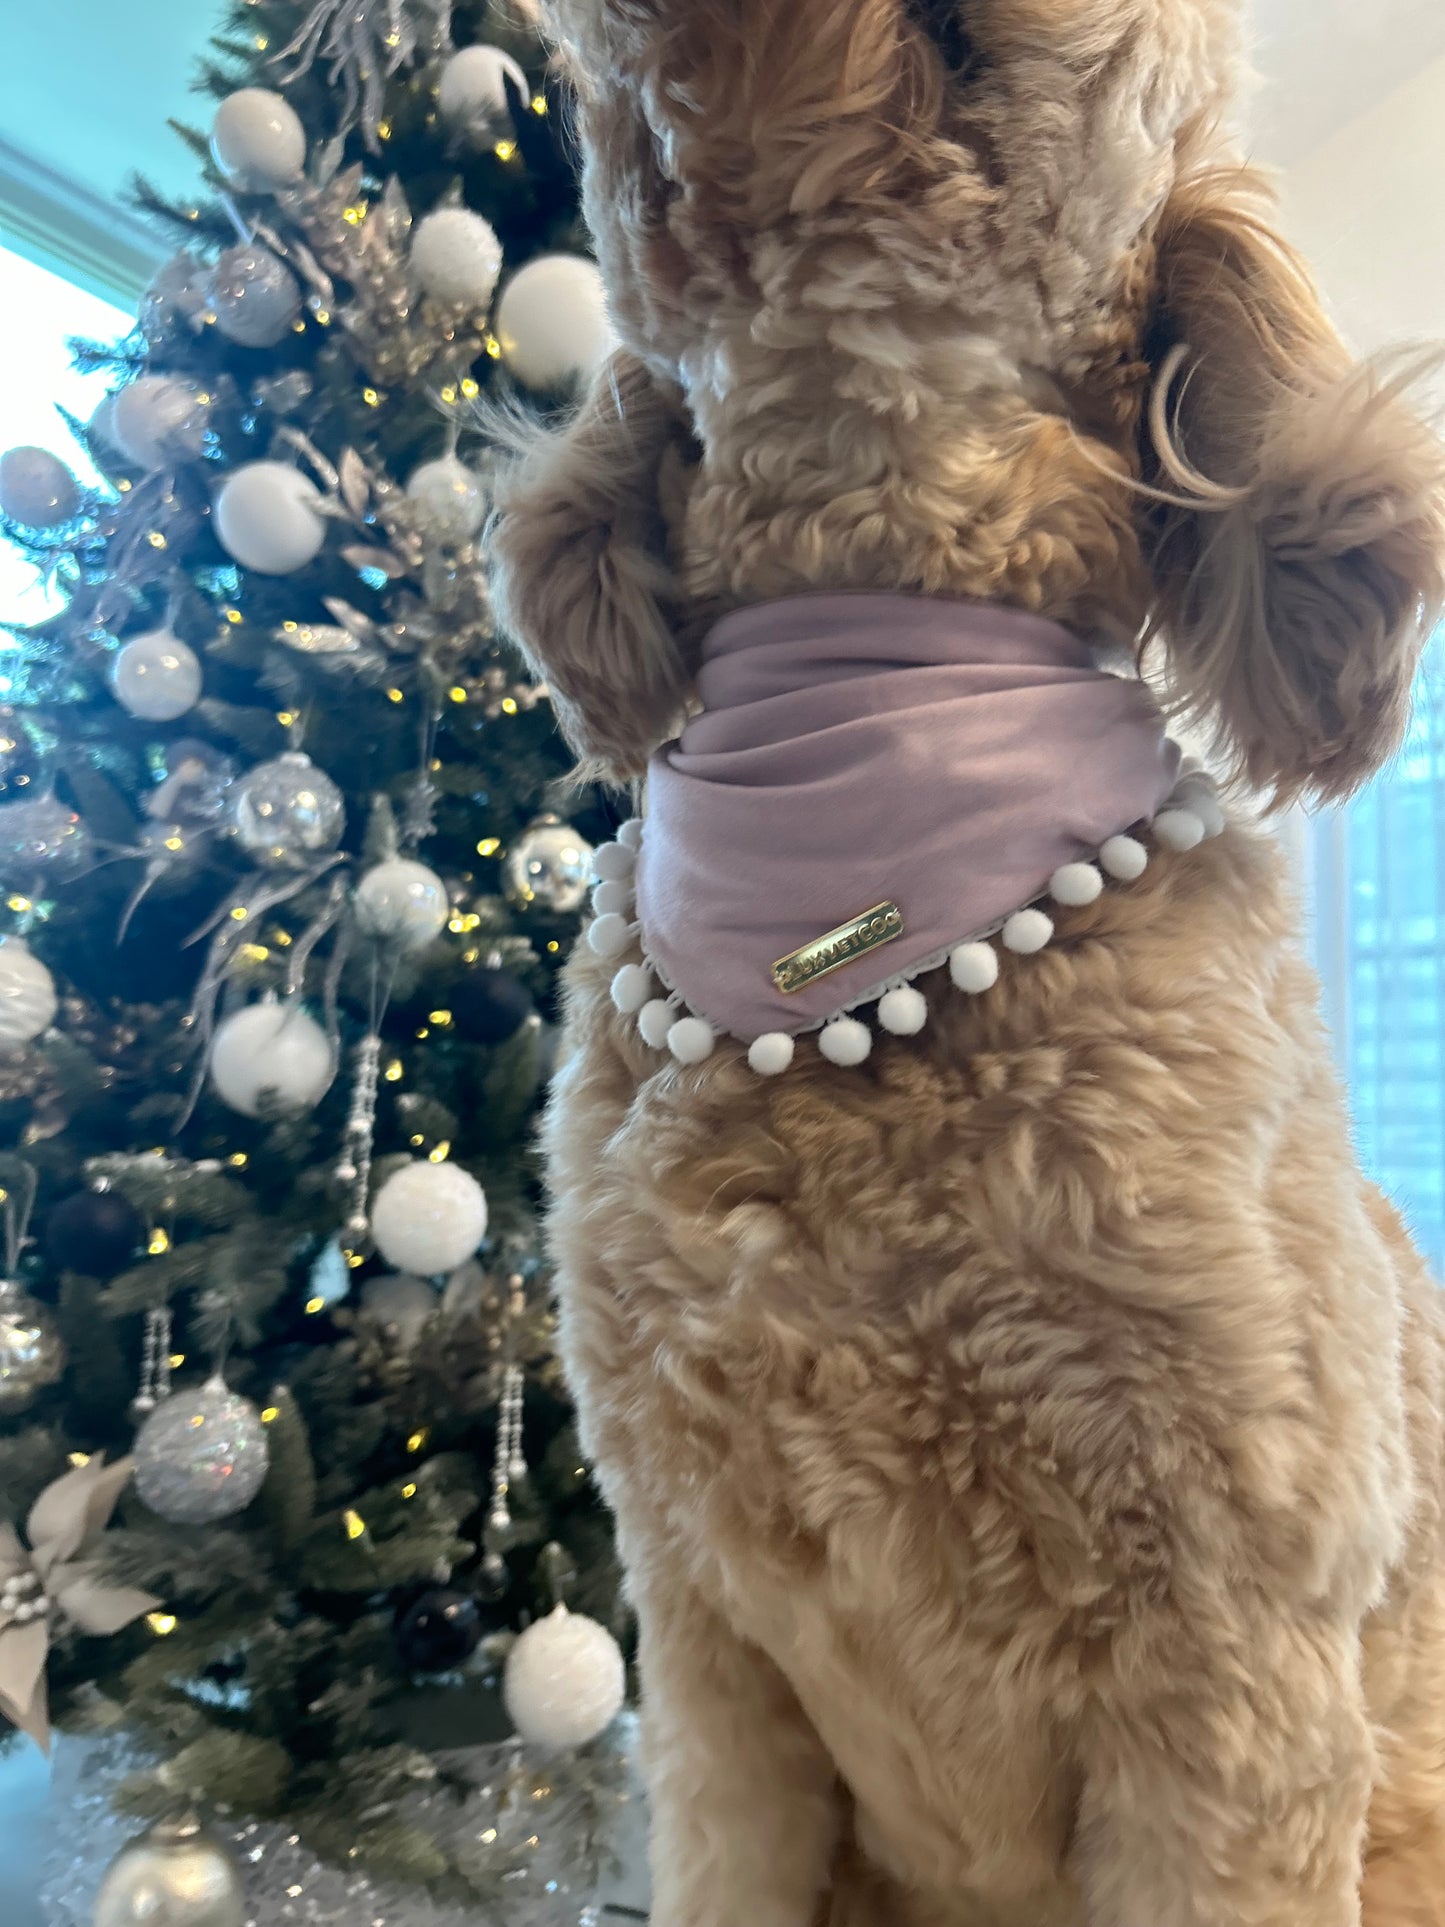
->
[592, 842, 636, 883]
[1049, 862, 1103, 907]
[1173, 779, 1226, 838]
[819, 1017, 873, 1067]
[949, 942, 999, 993]
[610, 963, 653, 1015]
[1002, 908, 1054, 955]
[638, 999, 675, 1050]
[587, 912, 633, 958]
[1153, 808, 1205, 853]
[616, 818, 644, 852]
[748, 1032, 795, 1076]
[1099, 834, 1148, 881]
[592, 879, 632, 917]
[667, 1016, 716, 1065]
[878, 985, 928, 1036]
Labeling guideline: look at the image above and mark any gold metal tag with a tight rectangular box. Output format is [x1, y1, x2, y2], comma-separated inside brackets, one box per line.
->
[771, 903, 904, 995]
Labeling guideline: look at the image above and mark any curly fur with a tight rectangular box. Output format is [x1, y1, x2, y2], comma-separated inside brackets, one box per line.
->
[490, 2, 1445, 1921]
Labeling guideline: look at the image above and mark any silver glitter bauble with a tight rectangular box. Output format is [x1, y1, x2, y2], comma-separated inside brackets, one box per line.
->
[0, 444, 80, 527]
[133, 1374, 270, 1525]
[353, 856, 449, 950]
[406, 455, 487, 546]
[208, 246, 302, 349]
[503, 816, 594, 914]
[93, 1813, 245, 1927]
[112, 376, 209, 471]
[230, 752, 344, 868]
[0, 1279, 66, 1412]
[0, 935, 58, 1046]
[0, 791, 89, 885]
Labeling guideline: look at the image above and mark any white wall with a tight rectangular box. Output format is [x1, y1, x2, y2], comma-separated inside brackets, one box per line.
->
[1276, 52, 1445, 354]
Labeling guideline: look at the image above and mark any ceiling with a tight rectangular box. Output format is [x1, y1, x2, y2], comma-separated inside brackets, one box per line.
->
[2, 0, 1445, 299]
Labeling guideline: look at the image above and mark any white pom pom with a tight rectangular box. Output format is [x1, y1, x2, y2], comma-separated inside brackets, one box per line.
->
[667, 1017, 716, 1065]
[503, 1604, 625, 1750]
[878, 985, 928, 1036]
[748, 1032, 795, 1076]
[1002, 908, 1054, 955]
[819, 1017, 872, 1067]
[610, 964, 653, 1015]
[1099, 834, 1148, 881]
[949, 942, 999, 994]
[592, 841, 636, 883]
[638, 999, 675, 1050]
[410, 207, 503, 309]
[1049, 862, 1103, 907]
[1153, 808, 1205, 853]
[587, 912, 632, 959]
[616, 818, 644, 852]
[592, 879, 631, 916]
[1174, 779, 1226, 838]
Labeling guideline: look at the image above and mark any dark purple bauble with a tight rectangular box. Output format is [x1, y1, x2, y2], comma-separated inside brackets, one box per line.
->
[44, 1189, 144, 1278]
[448, 968, 535, 1046]
[393, 1588, 483, 1671]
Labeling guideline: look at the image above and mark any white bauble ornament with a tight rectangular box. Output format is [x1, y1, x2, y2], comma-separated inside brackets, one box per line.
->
[111, 628, 203, 722]
[208, 244, 302, 348]
[359, 1273, 438, 1351]
[438, 44, 529, 140]
[0, 935, 57, 1045]
[210, 88, 306, 191]
[93, 1814, 246, 1927]
[354, 857, 449, 950]
[370, 1160, 488, 1276]
[503, 816, 594, 913]
[410, 207, 503, 309]
[133, 1375, 271, 1525]
[503, 1603, 625, 1750]
[208, 999, 335, 1117]
[0, 1280, 65, 1413]
[495, 255, 614, 391]
[112, 376, 208, 470]
[0, 445, 79, 527]
[229, 751, 344, 868]
[406, 455, 487, 545]
[214, 461, 326, 575]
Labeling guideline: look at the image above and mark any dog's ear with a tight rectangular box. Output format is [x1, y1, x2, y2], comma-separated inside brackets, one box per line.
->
[1142, 157, 1445, 806]
[489, 352, 696, 784]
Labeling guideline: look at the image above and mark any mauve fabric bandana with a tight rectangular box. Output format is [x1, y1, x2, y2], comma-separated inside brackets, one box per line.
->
[633, 593, 1181, 1044]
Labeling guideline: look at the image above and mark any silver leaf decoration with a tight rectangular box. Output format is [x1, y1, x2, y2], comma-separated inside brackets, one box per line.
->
[272, 0, 454, 154]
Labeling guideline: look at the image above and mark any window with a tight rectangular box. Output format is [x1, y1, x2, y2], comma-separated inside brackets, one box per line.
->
[0, 245, 130, 627]
[1311, 633, 1445, 1273]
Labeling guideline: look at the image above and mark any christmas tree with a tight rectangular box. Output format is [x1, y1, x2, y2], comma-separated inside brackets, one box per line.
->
[0, 1, 635, 1917]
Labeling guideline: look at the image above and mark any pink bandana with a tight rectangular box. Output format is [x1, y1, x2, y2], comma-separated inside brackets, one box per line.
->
[586, 595, 1216, 1072]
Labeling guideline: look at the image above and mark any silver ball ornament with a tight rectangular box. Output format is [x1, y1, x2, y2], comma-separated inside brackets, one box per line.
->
[139, 253, 210, 341]
[133, 1375, 271, 1525]
[0, 935, 57, 1045]
[503, 816, 595, 914]
[405, 455, 487, 545]
[359, 1272, 438, 1351]
[112, 376, 209, 470]
[111, 628, 203, 722]
[230, 752, 345, 867]
[369, 1160, 488, 1277]
[0, 792, 89, 884]
[0, 445, 79, 527]
[503, 1603, 626, 1750]
[208, 245, 302, 348]
[213, 462, 326, 575]
[0, 1280, 66, 1413]
[437, 44, 529, 141]
[210, 88, 306, 191]
[93, 1813, 246, 1927]
[495, 256, 614, 392]
[354, 857, 449, 951]
[208, 1000, 336, 1117]
[410, 207, 503, 310]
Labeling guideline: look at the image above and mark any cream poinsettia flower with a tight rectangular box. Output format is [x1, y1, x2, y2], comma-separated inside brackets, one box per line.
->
[0, 1454, 160, 1750]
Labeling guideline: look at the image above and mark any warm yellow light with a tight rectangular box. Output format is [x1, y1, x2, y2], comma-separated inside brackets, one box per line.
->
[377, 118, 392, 140]
[68, 1451, 91, 1468]
[409, 1133, 424, 1148]
[415, 1027, 430, 1040]
[292, 318, 307, 333]
[386, 687, 404, 704]
[531, 95, 547, 114]
[428, 1141, 451, 1164]
[384, 1058, 403, 1082]
[401, 1482, 417, 1499]
[494, 139, 516, 161]
[343, 1509, 366, 1540]
[346, 1248, 365, 1269]
[407, 1428, 429, 1453]
[305, 1295, 326, 1316]
[342, 203, 367, 226]
[260, 1405, 280, 1424]
[501, 697, 518, 715]
[476, 837, 500, 857]
[117, 478, 132, 492]
[546, 940, 560, 954]
[276, 710, 296, 726]
[149, 1228, 170, 1255]
[362, 387, 380, 407]
[163, 835, 184, 852]
[447, 915, 465, 934]
[147, 531, 167, 549]
[168, 1352, 185, 1368]
[481, 1828, 498, 1845]
[463, 948, 479, 965]
[429, 1010, 453, 1026]
[146, 1613, 178, 1636]
[439, 385, 458, 405]
[273, 930, 292, 947]
[228, 1152, 248, 1168]
[460, 377, 479, 399]
[448, 686, 467, 703]
[230, 906, 248, 922]
[240, 943, 269, 963]
[484, 336, 502, 360]
[253, 32, 268, 48]
[314, 308, 331, 325]
[6, 895, 31, 913]
[224, 607, 243, 624]
[282, 620, 298, 633]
